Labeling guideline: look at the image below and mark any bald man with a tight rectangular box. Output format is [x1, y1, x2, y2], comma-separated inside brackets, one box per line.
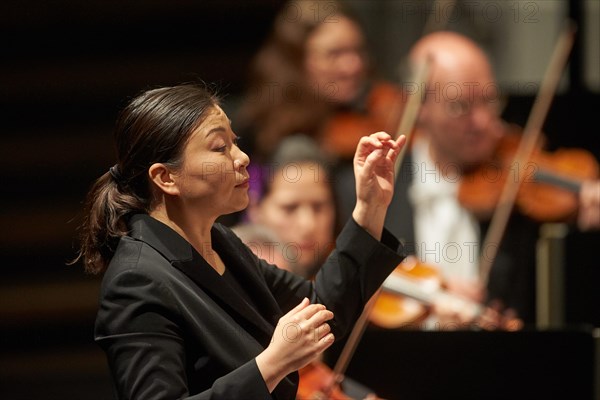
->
[384, 31, 538, 327]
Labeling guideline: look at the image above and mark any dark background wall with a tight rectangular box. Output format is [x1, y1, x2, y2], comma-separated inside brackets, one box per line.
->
[1, 1, 598, 399]
[1, 1, 282, 398]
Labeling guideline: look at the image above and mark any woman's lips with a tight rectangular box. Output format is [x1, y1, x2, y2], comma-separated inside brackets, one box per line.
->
[235, 179, 249, 188]
[298, 242, 316, 251]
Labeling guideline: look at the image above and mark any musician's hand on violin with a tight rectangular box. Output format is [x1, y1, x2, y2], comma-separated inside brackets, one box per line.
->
[256, 297, 335, 392]
[352, 132, 406, 239]
[431, 297, 523, 331]
[431, 298, 480, 329]
[578, 179, 600, 231]
[445, 276, 485, 304]
[428, 277, 486, 328]
[363, 394, 386, 400]
[477, 299, 523, 331]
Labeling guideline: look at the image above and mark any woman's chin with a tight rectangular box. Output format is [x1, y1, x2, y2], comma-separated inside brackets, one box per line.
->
[217, 195, 249, 217]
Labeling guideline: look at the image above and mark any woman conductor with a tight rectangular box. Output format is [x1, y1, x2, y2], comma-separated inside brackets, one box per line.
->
[72, 83, 406, 399]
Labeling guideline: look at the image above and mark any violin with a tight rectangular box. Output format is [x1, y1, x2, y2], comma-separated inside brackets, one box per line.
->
[458, 122, 599, 223]
[371, 256, 522, 331]
[369, 256, 441, 328]
[297, 360, 352, 400]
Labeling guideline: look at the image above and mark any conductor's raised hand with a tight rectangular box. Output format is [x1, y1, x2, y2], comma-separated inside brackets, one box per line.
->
[352, 132, 406, 240]
[255, 297, 334, 393]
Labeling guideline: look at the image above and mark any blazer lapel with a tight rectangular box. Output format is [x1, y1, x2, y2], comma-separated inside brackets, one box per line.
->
[172, 254, 276, 346]
[212, 224, 283, 325]
[128, 214, 276, 345]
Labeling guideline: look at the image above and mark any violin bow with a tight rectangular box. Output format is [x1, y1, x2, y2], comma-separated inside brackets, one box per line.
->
[321, 56, 433, 397]
[478, 21, 577, 285]
[394, 54, 432, 174]
[322, 2, 453, 394]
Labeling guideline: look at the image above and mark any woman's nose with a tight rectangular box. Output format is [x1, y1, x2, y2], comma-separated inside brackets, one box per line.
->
[339, 51, 364, 76]
[234, 148, 250, 169]
[296, 206, 317, 234]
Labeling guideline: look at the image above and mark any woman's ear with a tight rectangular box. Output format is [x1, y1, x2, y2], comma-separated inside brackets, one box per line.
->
[148, 163, 179, 195]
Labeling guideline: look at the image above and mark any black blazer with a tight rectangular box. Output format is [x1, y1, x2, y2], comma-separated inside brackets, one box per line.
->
[95, 214, 404, 400]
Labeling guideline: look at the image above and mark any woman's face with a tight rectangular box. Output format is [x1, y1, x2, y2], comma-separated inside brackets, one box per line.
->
[174, 106, 250, 217]
[254, 162, 335, 278]
[304, 16, 368, 104]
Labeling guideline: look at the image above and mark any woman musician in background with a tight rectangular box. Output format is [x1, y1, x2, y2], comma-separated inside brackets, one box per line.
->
[234, 0, 406, 230]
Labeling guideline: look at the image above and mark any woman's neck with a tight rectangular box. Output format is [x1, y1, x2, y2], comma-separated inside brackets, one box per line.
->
[149, 206, 224, 274]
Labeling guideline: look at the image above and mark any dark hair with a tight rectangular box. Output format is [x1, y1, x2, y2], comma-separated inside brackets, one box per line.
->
[71, 83, 220, 274]
[235, 0, 368, 161]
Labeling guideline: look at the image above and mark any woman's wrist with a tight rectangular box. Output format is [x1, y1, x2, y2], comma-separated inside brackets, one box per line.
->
[255, 349, 288, 393]
[352, 200, 386, 241]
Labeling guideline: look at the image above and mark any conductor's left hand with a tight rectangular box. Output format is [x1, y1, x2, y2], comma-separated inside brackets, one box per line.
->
[352, 132, 406, 240]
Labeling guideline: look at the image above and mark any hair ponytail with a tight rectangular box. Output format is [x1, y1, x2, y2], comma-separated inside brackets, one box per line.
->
[71, 171, 149, 274]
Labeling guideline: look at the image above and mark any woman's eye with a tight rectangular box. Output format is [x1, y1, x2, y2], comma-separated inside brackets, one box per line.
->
[281, 204, 297, 214]
[215, 145, 227, 153]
